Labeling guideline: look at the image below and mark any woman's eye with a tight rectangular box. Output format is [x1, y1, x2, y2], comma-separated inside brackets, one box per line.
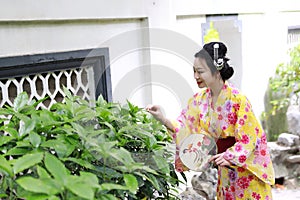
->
[193, 68, 203, 74]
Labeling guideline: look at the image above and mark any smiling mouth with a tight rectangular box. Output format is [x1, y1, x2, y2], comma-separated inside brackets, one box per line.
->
[197, 81, 202, 84]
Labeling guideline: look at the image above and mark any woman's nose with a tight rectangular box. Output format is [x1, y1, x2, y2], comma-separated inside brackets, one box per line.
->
[194, 72, 200, 79]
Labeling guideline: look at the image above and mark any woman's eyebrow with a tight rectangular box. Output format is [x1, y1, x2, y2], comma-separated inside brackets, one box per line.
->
[193, 66, 204, 70]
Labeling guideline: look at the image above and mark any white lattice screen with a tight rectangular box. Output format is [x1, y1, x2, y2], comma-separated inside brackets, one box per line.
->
[0, 66, 95, 109]
[288, 28, 300, 47]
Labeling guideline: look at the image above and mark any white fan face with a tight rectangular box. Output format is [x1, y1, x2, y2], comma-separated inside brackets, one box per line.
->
[179, 134, 216, 172]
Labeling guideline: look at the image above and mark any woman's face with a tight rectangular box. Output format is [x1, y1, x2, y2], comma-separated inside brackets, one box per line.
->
[193, 57, 217, 88]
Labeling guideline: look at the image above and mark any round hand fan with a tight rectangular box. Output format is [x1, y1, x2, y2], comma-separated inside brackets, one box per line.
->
[179, 134, 217, 172]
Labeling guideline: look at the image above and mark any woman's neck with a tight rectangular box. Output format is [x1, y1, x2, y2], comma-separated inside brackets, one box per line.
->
[210, 80, 224, 98]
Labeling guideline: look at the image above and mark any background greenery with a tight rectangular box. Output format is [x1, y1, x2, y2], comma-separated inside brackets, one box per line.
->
[0, 89, 181, 200]
[263, 43, 300, 141]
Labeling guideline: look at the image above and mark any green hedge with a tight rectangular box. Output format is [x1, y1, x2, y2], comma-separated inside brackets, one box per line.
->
[0, 89, 180, 200]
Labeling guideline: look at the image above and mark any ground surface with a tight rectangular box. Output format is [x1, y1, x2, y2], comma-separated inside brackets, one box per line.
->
[272, 189, 300, 199]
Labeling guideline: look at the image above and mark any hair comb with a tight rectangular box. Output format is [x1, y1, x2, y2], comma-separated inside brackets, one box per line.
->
[213, 43, 224, 70]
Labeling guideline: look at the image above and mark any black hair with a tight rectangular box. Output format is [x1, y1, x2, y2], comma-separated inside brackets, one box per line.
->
[194, 41, 234, 81]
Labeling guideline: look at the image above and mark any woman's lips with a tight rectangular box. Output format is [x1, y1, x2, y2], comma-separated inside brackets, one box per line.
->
[197, 81, 202, 84]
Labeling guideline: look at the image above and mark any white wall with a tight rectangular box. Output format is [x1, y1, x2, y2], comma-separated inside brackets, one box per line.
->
[0, 0, 146, 20]
[0, 19, 145, 57]
[238, 12, 288, 118]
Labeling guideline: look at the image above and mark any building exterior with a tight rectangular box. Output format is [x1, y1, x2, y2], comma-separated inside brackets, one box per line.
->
[0, 0, 300, 120]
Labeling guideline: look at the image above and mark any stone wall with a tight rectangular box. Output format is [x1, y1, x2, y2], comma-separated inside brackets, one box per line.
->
[268, 102, 300, 187]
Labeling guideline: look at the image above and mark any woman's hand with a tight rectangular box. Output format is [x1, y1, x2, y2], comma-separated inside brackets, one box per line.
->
[145, 104, 165, 123]
[209, 152, 232, 167]
[146, 105, 175, 132]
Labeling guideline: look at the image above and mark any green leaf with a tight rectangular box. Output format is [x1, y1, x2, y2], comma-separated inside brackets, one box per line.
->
[37, 165, 51, 179]
[18, 105, 37, 115]
[16, 177, 61, 195]
[79, 172, 99, 186]
[5, 147, 29, 156]
[119, 125, 157, 149]
[73, 106, 96, 122]
[94, 166, 123, 179]
[147, 173, 160, 190]
[13, 92, 29, 112]
[16, 189, 50, 200]
[0, 155, 13, 177]
[63, 87, 72, 100]
[99, 183, 128, 191]
[42, 139, 74, 158]
[39, 110, 59, 127]
[0, 136, 13, 147]
[70, 122, 88, 140]
[3, 127, 18, 138]
[96, 95, 107, 107]
[96, 108, 111, 121]
[116, 163, 159, 175]
[48, 196, 60, 200]
[99, 121, 116, 133]
[65, 176, 94, 200]
[135, 172, 160, 190]
[110, 147, 134, 165]
[13, 152, 43, 174]
[31, 96, 49, 108]
[61, 157, 96, 170]
[1, 175, 9, 191]
[98, 194, 118, 200]
[44, 152, 69, 183]
[0, 107, 14, 115]
[152, 154, 170, 175]
[124, 174, 138, 194]
[16, 139, 32, 147]
[127, 100, 139, 114]
[71, 122, 117, 159]
[19, 118, 36, 137]
[29, 132, 41, 148]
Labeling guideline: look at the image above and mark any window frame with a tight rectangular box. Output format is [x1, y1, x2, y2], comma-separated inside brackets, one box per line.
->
[0, 48, 112, 102]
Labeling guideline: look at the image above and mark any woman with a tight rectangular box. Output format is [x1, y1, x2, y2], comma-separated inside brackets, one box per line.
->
[146, 42, 275, 199]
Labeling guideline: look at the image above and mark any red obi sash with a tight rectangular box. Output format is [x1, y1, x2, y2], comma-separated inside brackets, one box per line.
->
[216, 137, 236, 153]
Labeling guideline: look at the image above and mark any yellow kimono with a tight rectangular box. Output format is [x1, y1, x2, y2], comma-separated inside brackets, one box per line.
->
[171, 82, 275, 200]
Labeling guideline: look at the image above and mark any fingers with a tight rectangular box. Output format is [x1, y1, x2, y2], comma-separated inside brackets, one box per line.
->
[215, 158, 229, 166]
[214, 153, 224, 163]
[145, 104, 158, 112]
[145, 104, 153, 111]
[209, 152, 222, 162]
[145, 105, 157, 116]
[146, 105, 161, 116]
[145, 105, 164, 122]
[209, 153, 231, 167]
[208, 154, 217, 162]
[145, 104, 153, 110]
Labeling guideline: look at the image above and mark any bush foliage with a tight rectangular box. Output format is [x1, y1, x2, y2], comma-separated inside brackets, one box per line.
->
[0, 89, 180, 200]
[264, 43, 300, 140]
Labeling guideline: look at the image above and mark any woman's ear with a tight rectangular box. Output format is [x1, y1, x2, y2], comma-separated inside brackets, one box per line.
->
[213, 71, 222, 79]
[214, 71, 222, 79]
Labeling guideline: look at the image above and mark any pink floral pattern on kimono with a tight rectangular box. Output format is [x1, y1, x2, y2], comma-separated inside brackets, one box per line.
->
[170, 82, 275, 199]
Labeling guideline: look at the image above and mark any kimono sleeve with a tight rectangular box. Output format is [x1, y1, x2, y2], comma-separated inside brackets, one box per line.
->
[169, 96, 200, 172]
[223, 95, 258, 167]
[223, 94, 275, 184]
